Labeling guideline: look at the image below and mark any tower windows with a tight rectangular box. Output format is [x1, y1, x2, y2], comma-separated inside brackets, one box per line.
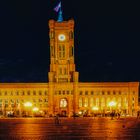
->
[59, 45, 65, 58]
[51, 46, 54, 57]
[50, 31, 54, 39]
[70, 46, 74, 57]
[69, 31, 74, 39]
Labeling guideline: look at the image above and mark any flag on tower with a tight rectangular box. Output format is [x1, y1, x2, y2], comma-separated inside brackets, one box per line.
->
[54, 2, 61, 12]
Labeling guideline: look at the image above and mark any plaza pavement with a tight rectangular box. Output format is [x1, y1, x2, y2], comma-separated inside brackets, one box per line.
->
[0, 117, 140, 140]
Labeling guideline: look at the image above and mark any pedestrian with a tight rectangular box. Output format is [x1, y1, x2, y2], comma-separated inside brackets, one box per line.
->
[55, 114, 60, 125]
[117, 112, 120, 119]
[137, 111, 140, 119]
[73, 112, 76, 119]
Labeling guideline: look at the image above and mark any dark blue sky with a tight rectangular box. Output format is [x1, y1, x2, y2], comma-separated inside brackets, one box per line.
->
[0, 0, 140, 82]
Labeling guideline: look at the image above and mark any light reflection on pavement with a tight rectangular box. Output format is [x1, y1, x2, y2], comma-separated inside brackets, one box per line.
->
[0, 117, 140, 140]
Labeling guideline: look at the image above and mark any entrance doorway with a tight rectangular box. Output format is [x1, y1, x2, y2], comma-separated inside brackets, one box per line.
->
[61, 110, 67, 117]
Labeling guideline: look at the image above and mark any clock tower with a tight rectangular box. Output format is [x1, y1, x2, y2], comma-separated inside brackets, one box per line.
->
[48, 19, 79, 83]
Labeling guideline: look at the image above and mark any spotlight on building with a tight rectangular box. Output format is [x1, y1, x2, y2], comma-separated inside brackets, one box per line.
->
[108, 101, 116, 107]
[24, 102, 32, 107]
[92, 106, 99, 111]
[32, 107, 39, 112]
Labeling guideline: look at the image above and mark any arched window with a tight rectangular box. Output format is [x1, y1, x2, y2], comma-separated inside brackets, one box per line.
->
[69, 31, 74, 39]
[96, 98, 99, 107]
[51, 46, 54, 56]
[60, 98, 67, 108]
[59, 45, 65, 58]
[79, 98, 82, 107]
[101, 98, 105, 108]
[90, 98, 93, 107]
[84, 98, 88, 107]
[118, 97, 121, 108]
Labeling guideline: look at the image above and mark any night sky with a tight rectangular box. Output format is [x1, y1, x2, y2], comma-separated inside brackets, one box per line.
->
[0, 1, 140, 82]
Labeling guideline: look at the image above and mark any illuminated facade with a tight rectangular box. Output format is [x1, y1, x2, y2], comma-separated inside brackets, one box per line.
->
[0, 18, 139, 117]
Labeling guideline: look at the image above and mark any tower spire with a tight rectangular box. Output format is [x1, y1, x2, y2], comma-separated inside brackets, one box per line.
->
[57, 8, 63, 22]
[54, 1, 63, 22]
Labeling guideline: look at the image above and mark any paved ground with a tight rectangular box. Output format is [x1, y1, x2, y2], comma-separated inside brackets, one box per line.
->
[0, 117, 140, 140]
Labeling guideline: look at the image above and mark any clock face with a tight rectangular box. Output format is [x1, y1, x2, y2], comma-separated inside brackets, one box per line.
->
[58, 34, 66, 41]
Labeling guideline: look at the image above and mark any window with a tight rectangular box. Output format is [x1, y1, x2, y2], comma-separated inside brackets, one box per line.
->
[84, 98, 88, 107]
[10, 92, 13, 96]
[0, 99, 2, 107]
[79, 91, 82, 95]
[85, 91, 88, 95]
[39, 91, 42, 95]
[119, 91, 121, 95]
[50, 31, 54, 39]
[102, 91, 105, 95]
[44, 99, 48, 102]
[70, 46, 74, 57]
[4, 91, 7, 95]
[39, 99, 42, 102]
[90, 98, 93, 107]
[64, 68, 67, 74]
[63, 91, 65, 95]
[59, 67, 62, 74]
[69, 31, 74, 39]
[60, 98, 67, 108]
[107, 91, 110, 95]
[27, 91, 30, 95]
[22, 91, 25, 95]
[67, 91, 69, 95]
[71, 91, 73, 95]
[33, 91, 36, 95]
[79, 98, 82, 107]
[59, 45, 65, 58]
[5, 100, 8, 107]
[44, 91, 47, 95]
[16, 91, 19, 96]
[91, 91, 94, 95]
[113, 91, 116, 95]
[51, 46, 54, 56]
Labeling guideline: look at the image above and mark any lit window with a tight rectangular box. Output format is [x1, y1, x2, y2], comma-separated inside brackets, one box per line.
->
[84, 98, 88, 107]
[60, 98, 67, 108]
[79, 98, 82, 107]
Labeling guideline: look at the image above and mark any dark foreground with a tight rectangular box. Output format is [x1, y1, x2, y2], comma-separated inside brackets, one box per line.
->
[0, 117, 140, 140]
